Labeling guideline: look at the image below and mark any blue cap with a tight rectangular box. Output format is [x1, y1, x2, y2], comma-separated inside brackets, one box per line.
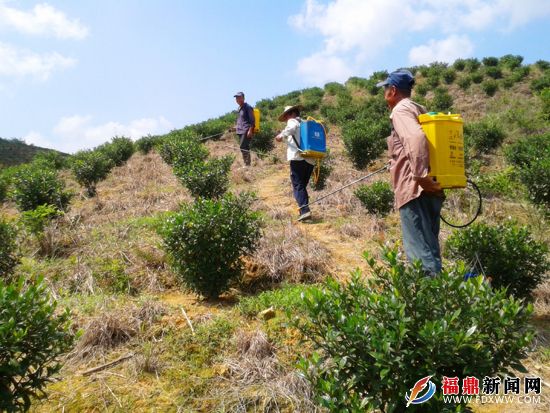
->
[376, 69, 415, 90]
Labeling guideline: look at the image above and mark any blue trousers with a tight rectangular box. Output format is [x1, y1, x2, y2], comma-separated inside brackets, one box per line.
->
[290, 160, 314, 215]
[399, 193, 444, 276]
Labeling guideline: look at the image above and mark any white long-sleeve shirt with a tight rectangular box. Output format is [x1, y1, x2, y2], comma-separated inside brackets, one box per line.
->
[278, 117, 315, 165]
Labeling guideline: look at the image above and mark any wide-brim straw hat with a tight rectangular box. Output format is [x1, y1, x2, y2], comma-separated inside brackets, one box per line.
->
[278, 104, 303, 122]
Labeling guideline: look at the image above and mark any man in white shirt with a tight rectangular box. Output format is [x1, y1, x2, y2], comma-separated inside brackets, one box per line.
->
[275, 105, 316, 221]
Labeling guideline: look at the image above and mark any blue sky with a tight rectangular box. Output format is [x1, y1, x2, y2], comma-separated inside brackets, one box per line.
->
[1, 0, 549, 153]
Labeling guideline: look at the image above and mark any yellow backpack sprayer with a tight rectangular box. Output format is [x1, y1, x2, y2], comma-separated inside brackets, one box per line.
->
[419, 112, 481, 228]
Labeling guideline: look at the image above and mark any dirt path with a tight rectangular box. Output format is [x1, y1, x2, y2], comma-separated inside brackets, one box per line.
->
[253, 164, 370, 279]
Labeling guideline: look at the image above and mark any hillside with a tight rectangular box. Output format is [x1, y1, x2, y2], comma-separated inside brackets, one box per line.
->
[0, 137, 67, 168]
[1, 56, 549, 412]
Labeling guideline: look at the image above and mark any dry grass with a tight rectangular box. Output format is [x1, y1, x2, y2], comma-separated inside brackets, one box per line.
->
[70, 300, 167, 362]
[252, 223, 329, 283]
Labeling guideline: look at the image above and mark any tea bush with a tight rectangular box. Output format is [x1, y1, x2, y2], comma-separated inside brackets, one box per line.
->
[499, 54, 523, 70]
[481, 80, 499, 96]
[482, 56, 499, 67]
[504, 133, 550, 168]
[470, 72, 484, 84]
[464, 58, 481, 72]
[0, 175, 7, 203]
[414, 82, 429, 97]
[70, 150, 114, 197]
[135, 135, 160, 154]
[158, 131, 208, 167]
[511, 66, 530, 82]
[160, 193, 262, 299]
[301, 87, 325, 111]
[535, 60, 550, 70]
[11, 165, 72, 212]
[457, 76, 472, 90]
[430, 87, 454, 112]
[354, 181, 394, 216]
[324, 81, 346, 96]
[530, 72, 550, 92]
[342, 119, 389, 169]
[176, 155, 234, 199]
[519, 156, 550, 208]
[32, 151, 68, 170]
[540, 88, 550, 120]
[295, 247, 534, 412]
[452, 58, 467, 71]
[464, 118, 505, 154]
[97, 136, 135, 167]
[249, 124, 275, 156]
[442, 68, 456, 84]
[484, 66, 502, 79]
[446, 221, 549, 300]
[0, 219, 19, 278]
[0, 277, 75, 412]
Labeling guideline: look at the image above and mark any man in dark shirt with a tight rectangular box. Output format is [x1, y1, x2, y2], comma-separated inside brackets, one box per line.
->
[234, 92, 255, 166]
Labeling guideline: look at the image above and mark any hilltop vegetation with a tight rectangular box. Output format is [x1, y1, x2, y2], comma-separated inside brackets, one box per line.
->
[1, 55, 549, 412]
[0, 138, 67, 168]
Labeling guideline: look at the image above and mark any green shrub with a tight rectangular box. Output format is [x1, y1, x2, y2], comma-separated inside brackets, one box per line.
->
[189, 115, 233, 138]
[32, 151, 68, 170]
[0, 219, 19, 278]
[481, 79, 499, 96]
[535, 60, 550, 70]
[70, 150, 114, 197]
[158, 131, 208, 167]
[430, 87, 454, 112]
[511, 66, 530, 82]
[160, 192, 262, 299]
[20, 204, 62, 238]
[452, 58, 467, 71]
[11, 165, 72, 212]
[342, 119, 389, 169]
[482, 56, 499, 67]
[505, 133, 550, 168]
[475, 167, 523, 199]
[519, 156, 550, 208]
[135, 135, 160, 154]
[442, 68, 456, 84]
[295, 247, 534, 412]
[470, 72, 484, 84]
[0, 175, 7, 203]
[501, 76, 515, 89]
[540, 88, 550, 120]
[446, 221, 549, 299]
[301, 87, 325, 111]
[499, 54, 523, 70]
[249, 124, 275, 156]
[0, 277, 75, 412]
[464, 118, 505, 154]
[457, 76, 472, 90]
[484, 66, 502, 79]
[414, 82, 429, 97]
[464, 58, 481, 72]
[97, 136, 135, 167]
[426, 74, 440, 88]
[324, 82, 346, 96]
[530, 72, 550, 92]
[354, 181, 393, 215]
[176, 155, 234, 199]
[310, 150, 333, 191]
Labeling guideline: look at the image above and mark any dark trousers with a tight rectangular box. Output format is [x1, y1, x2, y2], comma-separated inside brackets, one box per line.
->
[399, 193, 444, 276]
[290, 160, 314, 215]
[238, 132, 251, 166]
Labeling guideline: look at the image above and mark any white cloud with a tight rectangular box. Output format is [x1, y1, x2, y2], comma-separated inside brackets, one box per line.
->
[408, 35, 475, 65]
[0, 2, 89, 39]
[297, 52, 354, 84]
[290, 0, 550, 82]
[47, 115, 174, 153]
[0, 41, 76, 80]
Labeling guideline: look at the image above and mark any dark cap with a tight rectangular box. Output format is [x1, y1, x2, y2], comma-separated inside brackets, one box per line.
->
[376, 69, 415, 90]
[233, 91, 245, 97]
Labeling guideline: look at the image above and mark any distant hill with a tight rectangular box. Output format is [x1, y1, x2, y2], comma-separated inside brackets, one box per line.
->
[0, 138, 66, 168]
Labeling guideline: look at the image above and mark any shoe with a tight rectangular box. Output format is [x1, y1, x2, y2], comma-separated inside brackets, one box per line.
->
[297, 211, 312, 222]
